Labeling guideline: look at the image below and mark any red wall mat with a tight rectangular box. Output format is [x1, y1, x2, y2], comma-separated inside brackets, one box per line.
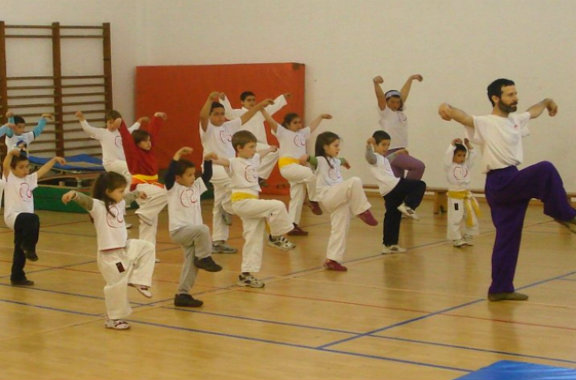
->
[134, 62, 305, 194]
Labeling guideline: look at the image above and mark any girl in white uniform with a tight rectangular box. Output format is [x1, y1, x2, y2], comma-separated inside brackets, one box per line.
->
[444, 138, 479, 247]
[312, 132, 378, 271]
[62, 172, 156, 330]
[262, 110, 330, 235]
[212, 130, 295, 288]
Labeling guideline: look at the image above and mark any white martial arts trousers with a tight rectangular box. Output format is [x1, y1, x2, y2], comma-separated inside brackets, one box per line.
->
[231, 198, 293, 273]
[280, 163, 317, 225]
[211, 165, 233, 242]
[97, 239, 156, 320]
[134, 183, 167, 246]
[257, 142, 279, 180]
[447, 197, 479, 240]
[319, 177, 372, 262]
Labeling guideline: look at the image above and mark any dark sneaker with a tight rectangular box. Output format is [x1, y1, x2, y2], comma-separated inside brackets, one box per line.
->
[22, 248, 38, 262]
[324, 260, 348, 271]
[194, 256, 223, 272]
[287, 224, 308, 236]
[307, 201, 323, 215]
[488, 292, 529, 302]
[237, 273, 265, 288]
[174, 293, 204, 307]
[10, 279, 34, 286]
[212, 241, 238, 254]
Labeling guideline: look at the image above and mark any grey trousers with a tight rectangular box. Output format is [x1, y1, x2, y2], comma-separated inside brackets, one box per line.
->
[170, 224, 211, 294]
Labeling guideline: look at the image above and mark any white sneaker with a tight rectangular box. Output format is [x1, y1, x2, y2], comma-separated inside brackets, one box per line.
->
[463, 235, 474, 246]
[453, 239, 466, 247]
[126, 223, 133, 229]
[397, 203, 419, 220]
[267, 236, 296, 251]
[130, 284, 152, 298]
[237, 273, 265, 288]
[382, 245, 407, 254]
[105, 319, 130, 330]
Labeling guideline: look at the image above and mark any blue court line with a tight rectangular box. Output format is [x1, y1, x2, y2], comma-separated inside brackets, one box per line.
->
[317, 298, 484, 349]
[318, 269, 576, 350]
[372, 335, 576, 366]
[0, 259, 97, 279]
[0, 298, 99, 317]
[128, 318, 471, 374]
[0, 283, 150, 306]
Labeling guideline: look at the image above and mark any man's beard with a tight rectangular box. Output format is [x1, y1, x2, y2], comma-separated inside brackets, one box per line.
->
[497, 101, 518, 113]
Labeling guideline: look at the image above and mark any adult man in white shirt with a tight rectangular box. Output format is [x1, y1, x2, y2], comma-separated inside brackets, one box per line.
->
[438, 78, 576, 302]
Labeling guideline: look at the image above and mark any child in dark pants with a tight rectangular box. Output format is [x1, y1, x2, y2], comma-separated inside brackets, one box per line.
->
[3, 148, 65, 285]
[365, 131, 426, 254]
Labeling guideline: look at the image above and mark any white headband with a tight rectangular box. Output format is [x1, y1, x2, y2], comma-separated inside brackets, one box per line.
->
[385, 90, 401, 100]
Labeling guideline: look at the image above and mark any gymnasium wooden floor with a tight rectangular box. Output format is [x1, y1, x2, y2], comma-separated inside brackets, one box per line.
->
[0, 194, 574, 379]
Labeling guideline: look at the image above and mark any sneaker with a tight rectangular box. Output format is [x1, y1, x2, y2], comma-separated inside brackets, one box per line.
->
[381, 245, 407, 254]
[155, 257, 161, 263]
[557, 217, 576, 233]
[194, 256, 223, 272]
[129, 284, 152, 298]
[221, 209, 232, 226]
[287, 224, 308, 236]
[237, 273, 265, 288]
[488, 292, 529, 302]
[267, 235, 296, 250]
[397, 203, 419, 220]
[324, 259, 348, 271]
[22, 248, 38, 262]
[453, 239, 466, 247]
[126, 223, 133, 229]
[105, 319, 131, 330]
[174, 293, 204, 307]
[357, 210, 378, 226]
[463, 235, 474, 246]
[307, 201, 323, 216]
[10, 278, 34, 286]
[212, 241, 238, 254]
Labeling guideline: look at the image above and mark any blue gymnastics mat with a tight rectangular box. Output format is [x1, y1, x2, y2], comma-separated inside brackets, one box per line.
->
[456, 360, 576, 380]
[28, 154, 104, 171]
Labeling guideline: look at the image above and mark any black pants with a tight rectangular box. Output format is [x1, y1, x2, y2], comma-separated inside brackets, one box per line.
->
[11, 213, 40, 282]
[383, 179, 426, 246]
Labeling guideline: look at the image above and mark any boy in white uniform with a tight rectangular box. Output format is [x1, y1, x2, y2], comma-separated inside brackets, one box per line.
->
[212, 130, 295, 288]
[444, 138, 479, 247]
[165, 147, 222, 307]
[0, 111, 52, 152]
[4, 148, 66, 286]
[221, 91, 289, 183]
[199, 92, 276, 254]
[62, 172, 155, 330]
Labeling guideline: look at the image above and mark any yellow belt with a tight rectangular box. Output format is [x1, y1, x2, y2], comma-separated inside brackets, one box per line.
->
[447, 190, 480, 227]
[278, 157, 300, 169]
[231, 192, 259, 203]
[132, 174, 163, 188]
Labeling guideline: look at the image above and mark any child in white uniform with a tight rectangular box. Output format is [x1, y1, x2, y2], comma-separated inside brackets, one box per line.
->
[312, 132, 378, 271]
[3, 148, 66, 286]
[165, 147, 222, 307]
[262, 110, 329, 235]
[444, 138, 479, 247]
[199, 92, 276, 254]
[76, 110, 143, 227]
[365, 131, 426, 254]
[212, 130, 295, 288]
[0, 111, 52, 152]
[221, 91, 289, 182]
[62, 172, 155, 330]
